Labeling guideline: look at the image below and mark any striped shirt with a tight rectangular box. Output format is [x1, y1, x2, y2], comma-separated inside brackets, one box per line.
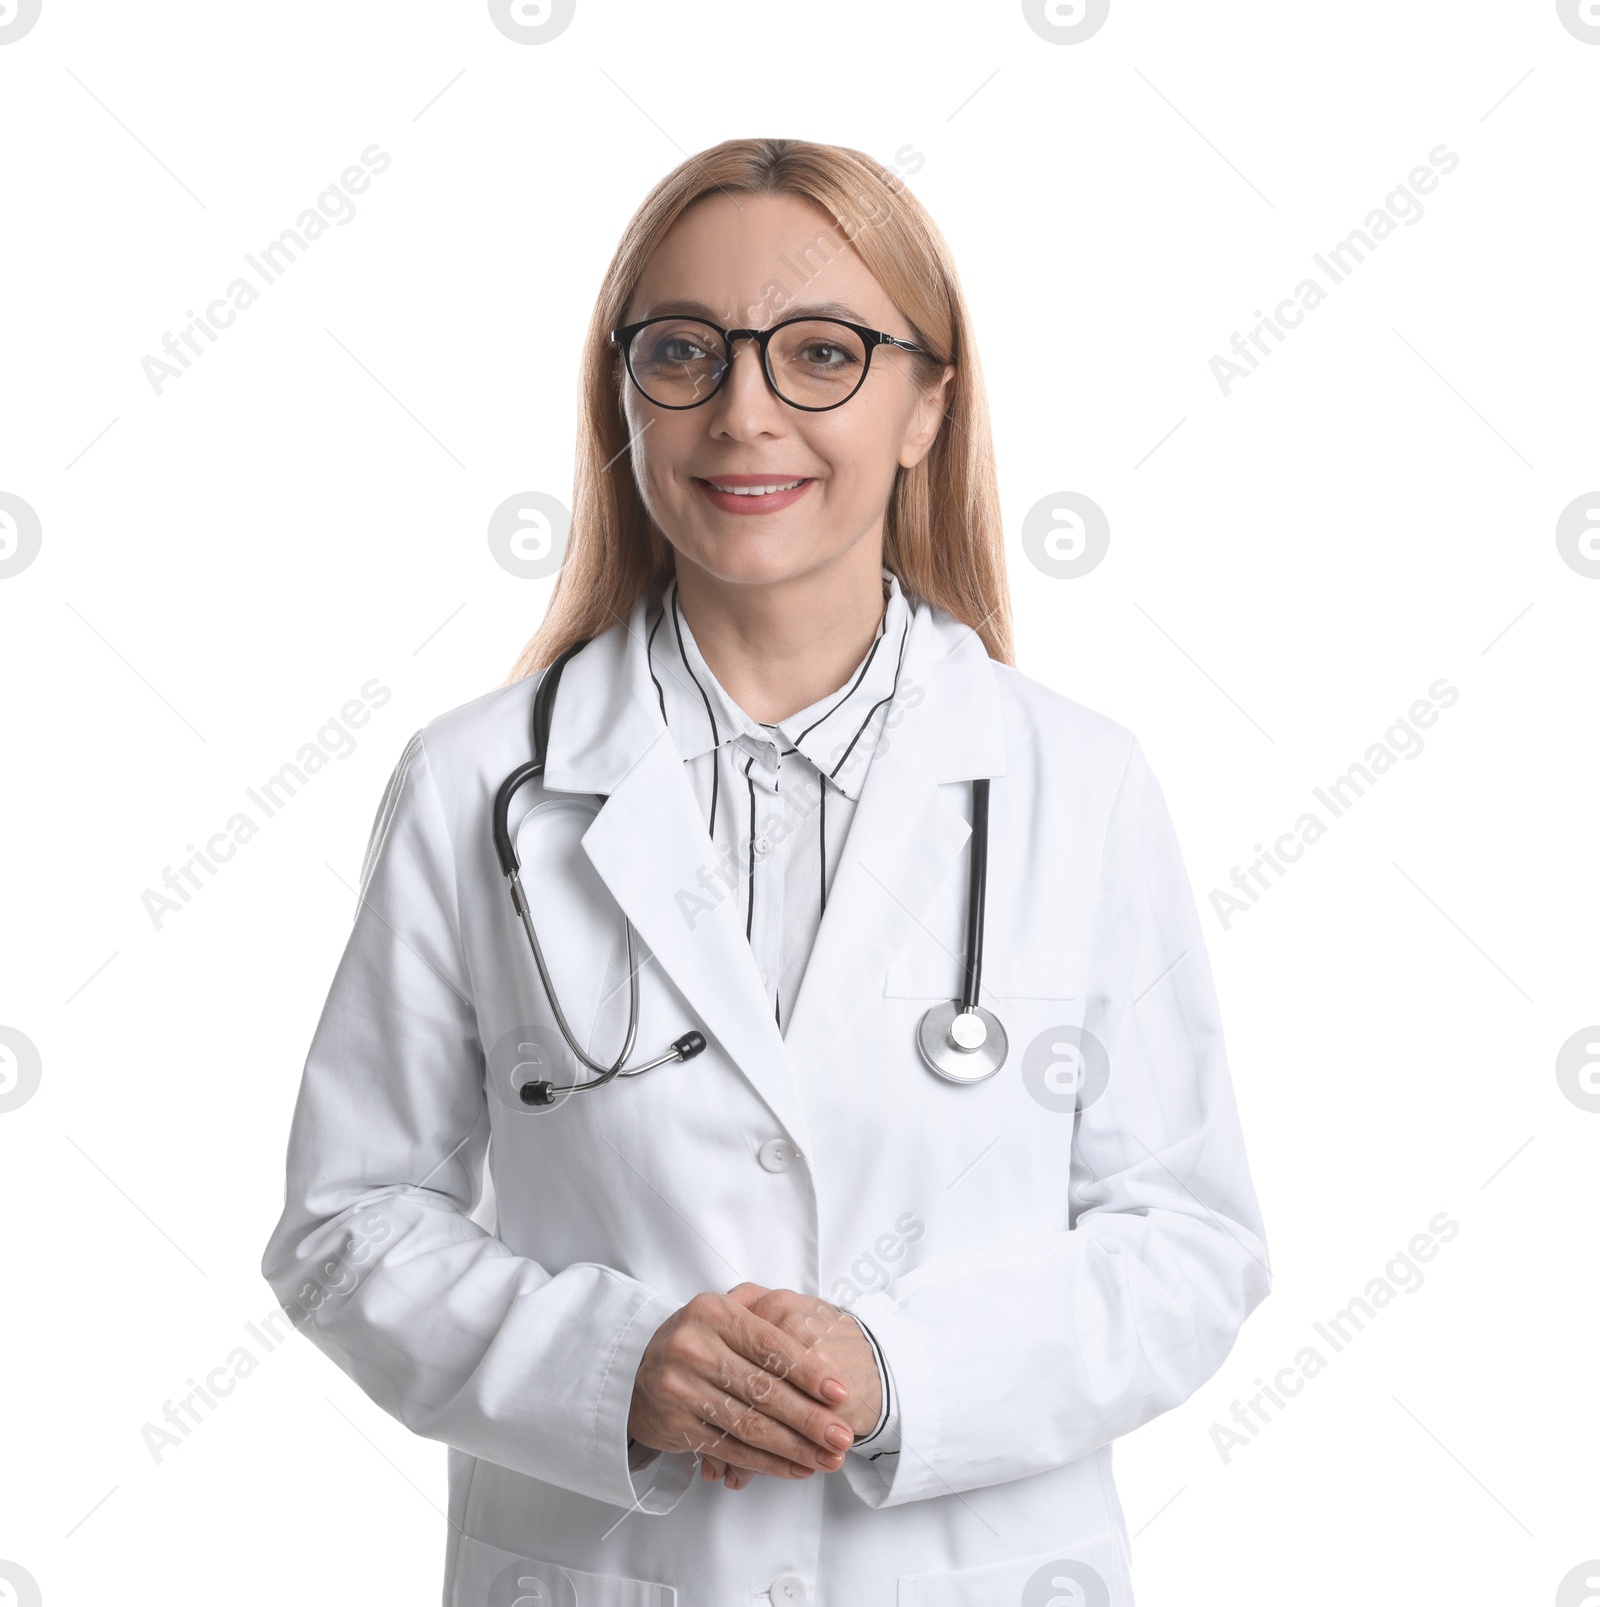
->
[645, 567, 905, 1460]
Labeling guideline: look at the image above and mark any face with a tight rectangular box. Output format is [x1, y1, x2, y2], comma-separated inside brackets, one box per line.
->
[617, 191, 953, 591]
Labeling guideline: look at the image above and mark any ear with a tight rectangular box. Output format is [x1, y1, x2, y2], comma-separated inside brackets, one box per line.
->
[898, 364, 956, 469]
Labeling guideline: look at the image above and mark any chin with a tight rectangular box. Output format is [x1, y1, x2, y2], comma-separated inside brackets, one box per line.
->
[678, 530, 831, 588]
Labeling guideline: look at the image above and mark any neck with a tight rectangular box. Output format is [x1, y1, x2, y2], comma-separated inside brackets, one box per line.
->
[671, 538, 889, 724]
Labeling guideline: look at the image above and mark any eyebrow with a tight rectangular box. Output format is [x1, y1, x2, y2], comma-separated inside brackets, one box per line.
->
[636, 297, 871, 326]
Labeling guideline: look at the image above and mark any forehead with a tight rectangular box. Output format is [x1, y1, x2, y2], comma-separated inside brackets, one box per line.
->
[623, 190, 897, 328]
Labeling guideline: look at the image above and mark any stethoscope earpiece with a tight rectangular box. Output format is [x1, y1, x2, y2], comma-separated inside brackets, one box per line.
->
[517, 1036, 703, 1107]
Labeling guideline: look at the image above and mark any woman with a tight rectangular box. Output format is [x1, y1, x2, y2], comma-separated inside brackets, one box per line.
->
[262, 137, 1270, 1606]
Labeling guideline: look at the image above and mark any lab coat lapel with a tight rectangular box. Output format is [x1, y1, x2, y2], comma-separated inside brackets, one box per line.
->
[780, 610, 1008, 1076]
[540, 603, 810, 1154]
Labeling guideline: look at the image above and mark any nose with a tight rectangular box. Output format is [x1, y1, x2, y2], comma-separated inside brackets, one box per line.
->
[720, 335, 773, 398]
[707, 334, 785, 429]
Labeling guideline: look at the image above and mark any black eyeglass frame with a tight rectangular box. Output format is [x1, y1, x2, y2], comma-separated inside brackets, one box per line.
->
[610, 314, 934, 413]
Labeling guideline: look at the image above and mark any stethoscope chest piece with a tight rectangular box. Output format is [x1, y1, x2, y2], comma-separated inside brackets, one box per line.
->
[918, 1000, 1009, 1084]
[913, 776, 1008, 1085]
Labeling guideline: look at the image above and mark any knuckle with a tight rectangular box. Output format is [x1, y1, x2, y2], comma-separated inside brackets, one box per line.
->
[669, 1371, 702, 1405]
[767, 1424, 806, 1460]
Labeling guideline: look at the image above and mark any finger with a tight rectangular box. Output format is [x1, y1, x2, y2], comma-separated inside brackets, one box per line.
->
[694, 1389, 844, 1478]
[673, 1410, 791, 1478]
[657, 1296, 851, 1454]
[742, 1289, 813, 1333]
[739, 1296, 857, 1404]
[708, 1340, 857, 1458]
[762, 1293, 852, 1348]
[715, 1302, 852, 1413]
[723, 1281, 771, 1307]
[705, 1452, 745, 1489]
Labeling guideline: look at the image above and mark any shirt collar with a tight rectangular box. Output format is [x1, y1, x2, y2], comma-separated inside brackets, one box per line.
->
[646, 569, 913, 802]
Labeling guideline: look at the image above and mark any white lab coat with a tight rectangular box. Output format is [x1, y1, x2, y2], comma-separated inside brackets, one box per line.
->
[261, 591, 1271, 1607]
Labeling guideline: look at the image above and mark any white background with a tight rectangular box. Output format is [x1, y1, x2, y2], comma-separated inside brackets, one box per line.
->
[2, 1, 1597, 1603]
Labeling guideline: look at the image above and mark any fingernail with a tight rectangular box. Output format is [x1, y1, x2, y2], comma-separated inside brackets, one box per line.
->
[825, 1425, 852, 1450]
[821, 1378, 848, 1401]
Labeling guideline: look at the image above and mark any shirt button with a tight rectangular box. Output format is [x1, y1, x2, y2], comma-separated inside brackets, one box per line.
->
[753, 835, 773, 858]
[757, 1138, 797, 1173]
[769, 1573, 807, 1606]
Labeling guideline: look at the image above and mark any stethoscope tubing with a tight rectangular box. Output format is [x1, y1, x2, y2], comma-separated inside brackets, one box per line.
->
[493, 626, 1008, 1099]
[506, 860, 641, 1083]
[961, 778, 989, 1012]
[494, 640, 706, 1103]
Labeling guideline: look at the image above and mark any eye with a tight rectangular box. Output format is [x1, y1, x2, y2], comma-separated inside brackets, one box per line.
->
[657, 335, 712, 362]
[796, 341, 856, 368]
[633, 320, 725, 369]
[639, 333, 714, 365]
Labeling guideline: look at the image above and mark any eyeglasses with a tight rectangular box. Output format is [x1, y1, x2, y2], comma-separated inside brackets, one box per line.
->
[611, 314, 931, 413]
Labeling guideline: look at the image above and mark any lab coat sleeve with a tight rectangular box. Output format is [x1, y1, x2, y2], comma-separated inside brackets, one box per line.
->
[841, 736, 1272, 1508]
[259, 728, 695, 1515]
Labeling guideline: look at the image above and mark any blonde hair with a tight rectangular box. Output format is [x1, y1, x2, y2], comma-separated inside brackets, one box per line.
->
[506, 136, 1011, 680]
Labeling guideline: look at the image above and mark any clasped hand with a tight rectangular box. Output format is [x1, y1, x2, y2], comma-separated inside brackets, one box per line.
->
[627, 1282, 882, 1491]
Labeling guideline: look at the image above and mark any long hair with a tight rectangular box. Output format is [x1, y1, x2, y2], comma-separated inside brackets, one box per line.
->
[505, 136, 1011, 680]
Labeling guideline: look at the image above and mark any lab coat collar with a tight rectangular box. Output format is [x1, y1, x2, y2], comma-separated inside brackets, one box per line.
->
[646, 570, 913, 805]
[540, 577, 1002, 793]
[539, 580, 1007, 1153]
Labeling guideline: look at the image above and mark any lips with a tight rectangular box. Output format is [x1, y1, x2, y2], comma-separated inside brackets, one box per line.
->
[705, 480, 805, 496]
[694, 475, 814, 515]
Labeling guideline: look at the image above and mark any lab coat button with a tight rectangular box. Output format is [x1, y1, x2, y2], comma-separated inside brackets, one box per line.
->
[769, 1573, 807, 1605]
[753, 834, 773, 857]
[757, 1138, 797, 1173]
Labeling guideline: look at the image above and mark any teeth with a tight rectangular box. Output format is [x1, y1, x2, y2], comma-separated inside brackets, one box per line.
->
[708, 480, 804, 495]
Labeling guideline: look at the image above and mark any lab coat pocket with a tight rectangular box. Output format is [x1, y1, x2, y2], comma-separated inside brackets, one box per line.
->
[883, 943, 1080, 1001]
[895, 1529, 1133, 1607]
[452, 1533, 677, 1607]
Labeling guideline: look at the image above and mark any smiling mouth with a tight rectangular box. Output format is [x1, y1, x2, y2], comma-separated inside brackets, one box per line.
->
[701, 479, 807, 496]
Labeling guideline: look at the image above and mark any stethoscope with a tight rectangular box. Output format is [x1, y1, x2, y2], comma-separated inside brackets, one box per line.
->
[491, 637, 1008, 1106]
